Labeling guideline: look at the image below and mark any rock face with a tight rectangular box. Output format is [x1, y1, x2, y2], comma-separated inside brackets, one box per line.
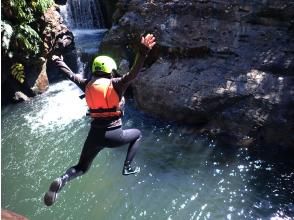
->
[42, 5, 77, 83]
[100, 0, 294, 147]
[1, 4, 75, 104]
[100, 0, 119, 28]
[41, 6, 74, 57]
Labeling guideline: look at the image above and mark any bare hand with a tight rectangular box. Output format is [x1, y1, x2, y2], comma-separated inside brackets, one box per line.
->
[52, 55, 63, 61]
[141, 33, 156, 50]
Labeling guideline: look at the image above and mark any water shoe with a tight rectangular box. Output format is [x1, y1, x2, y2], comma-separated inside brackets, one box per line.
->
[44, 178, 64, 206]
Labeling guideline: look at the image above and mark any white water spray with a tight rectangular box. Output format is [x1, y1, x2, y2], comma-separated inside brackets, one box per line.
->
[60, 0, 105, 29]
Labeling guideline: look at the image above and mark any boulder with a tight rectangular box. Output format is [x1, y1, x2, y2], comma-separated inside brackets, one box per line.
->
[41, 5, 77, 83]
[100, 0, 294, 147]
[13, 91, 30, 102]
[1, 5, 76, 104]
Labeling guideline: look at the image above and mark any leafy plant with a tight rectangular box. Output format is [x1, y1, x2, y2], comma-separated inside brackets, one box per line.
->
[6, 0, 34, 24]
[11, 63, 25, 83]
[2, 0, 56, 58]
[31, 0, 55, 14]
[13, 24, 42, 57]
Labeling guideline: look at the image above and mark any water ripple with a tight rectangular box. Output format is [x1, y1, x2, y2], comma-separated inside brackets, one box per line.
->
[2, 81, 294, 220]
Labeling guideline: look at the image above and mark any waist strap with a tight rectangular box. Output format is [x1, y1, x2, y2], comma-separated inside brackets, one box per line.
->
[89, 107, 118, 113]
[88, 107, 121, 118]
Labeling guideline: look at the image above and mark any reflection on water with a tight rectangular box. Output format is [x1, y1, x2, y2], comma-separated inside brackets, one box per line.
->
[1, 81, 294, 220]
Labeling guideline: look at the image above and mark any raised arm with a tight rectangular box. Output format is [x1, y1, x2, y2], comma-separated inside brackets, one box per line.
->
[113, 34, 156, 96]
[52, 55, 89, 92]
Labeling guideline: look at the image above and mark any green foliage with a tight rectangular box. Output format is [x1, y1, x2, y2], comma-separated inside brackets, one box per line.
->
[8, 0, 34, 24]
[11, 63, 25, 84]
[2, 0, 55, 59]
[4, 0, 55, 23]
[32, 0, 55, 14]
[2, 0, 56, 85]
[13, 24, 42, 57]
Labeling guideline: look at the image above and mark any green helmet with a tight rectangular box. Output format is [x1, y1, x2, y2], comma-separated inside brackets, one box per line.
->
[92, 56, 117, 74]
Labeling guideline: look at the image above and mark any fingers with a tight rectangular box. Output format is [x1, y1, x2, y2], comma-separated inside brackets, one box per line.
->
[141, 33, 156, 49]
[148, 36, 155, 45]
[145, 33, 151, 40]
[52, 55, 59, 61]
[145, 34, 154, 42]
[149, 41, 156, 49]
[52, 54, 63, 61]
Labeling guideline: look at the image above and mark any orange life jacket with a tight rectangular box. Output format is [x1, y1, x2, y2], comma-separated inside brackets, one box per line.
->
[85, 78, 121, 118]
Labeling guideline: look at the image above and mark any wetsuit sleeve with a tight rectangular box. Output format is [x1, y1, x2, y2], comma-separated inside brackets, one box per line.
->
[112, 46, 149, 97]
[53, 57, 89, 92]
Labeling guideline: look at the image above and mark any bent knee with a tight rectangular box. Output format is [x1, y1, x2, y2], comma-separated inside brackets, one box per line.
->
[75, 164, 91, 174]
[136, 129, 142, 140]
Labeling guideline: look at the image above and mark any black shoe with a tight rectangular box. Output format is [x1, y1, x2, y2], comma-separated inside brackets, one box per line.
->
[44, 178, 64, 206]
[122, 164, 140, 176]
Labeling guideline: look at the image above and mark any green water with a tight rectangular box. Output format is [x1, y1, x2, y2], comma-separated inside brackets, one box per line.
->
[1, 80, 294, 220]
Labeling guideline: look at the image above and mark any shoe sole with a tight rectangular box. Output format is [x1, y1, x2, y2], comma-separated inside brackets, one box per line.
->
[44, 178, 62, 206]
[122, 167, 140, 176]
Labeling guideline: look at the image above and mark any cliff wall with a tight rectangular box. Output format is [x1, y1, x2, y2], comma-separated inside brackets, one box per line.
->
[100, 0, 294, 147]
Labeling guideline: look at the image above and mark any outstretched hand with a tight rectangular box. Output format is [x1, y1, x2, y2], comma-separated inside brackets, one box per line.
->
[141, 33, 156, 50]
[52, 54, 63, 61]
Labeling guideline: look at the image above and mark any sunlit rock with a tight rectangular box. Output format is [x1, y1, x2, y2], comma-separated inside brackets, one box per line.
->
[100, 0, 294, 147]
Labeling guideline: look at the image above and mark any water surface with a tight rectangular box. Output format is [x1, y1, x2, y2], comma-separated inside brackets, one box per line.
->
[2, 80, 294, 220]
[2, 26, 294, 220]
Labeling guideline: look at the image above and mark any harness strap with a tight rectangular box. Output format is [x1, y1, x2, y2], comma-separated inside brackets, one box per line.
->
[89, 107, 118, 113]
[88, 107, 122, 118]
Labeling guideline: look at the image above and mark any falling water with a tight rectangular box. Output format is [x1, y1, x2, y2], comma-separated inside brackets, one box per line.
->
[59, 0, 108, 76]
[60, 0, 105, 29]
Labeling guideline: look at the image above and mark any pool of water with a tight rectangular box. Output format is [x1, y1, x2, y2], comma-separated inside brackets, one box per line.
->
[2, 27, 294, 220]
[1, 80, 294, 220]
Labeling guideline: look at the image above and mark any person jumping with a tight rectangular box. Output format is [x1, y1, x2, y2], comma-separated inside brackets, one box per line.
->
[44, 33, 156, 206]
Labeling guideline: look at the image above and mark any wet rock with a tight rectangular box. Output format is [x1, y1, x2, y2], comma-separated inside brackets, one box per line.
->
[27, 5, 76, 86]
[101, 0, 294, 147]
[100, 0, 119, 28]
[118, 59, 130, 75]
[41, 6, 75, 56]
[54, 0, 67, 5]
[2, 5, 75, 104]
[13, 91, 30, 102]
[31, 60, 49, 94]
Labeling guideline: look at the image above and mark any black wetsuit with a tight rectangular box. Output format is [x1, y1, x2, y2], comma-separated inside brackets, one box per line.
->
[53, 48, 148, 180]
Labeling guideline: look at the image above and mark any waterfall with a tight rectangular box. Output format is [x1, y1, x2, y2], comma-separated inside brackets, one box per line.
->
[60, 0, 105, 29]
[59, 0, 108, 79]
